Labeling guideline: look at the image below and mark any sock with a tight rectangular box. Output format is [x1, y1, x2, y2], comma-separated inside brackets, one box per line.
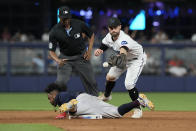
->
[118, 100, 140, 116]
[128, 88, 140, 109]
[104, 81, 116, 97]
[128, 88, 139, 101]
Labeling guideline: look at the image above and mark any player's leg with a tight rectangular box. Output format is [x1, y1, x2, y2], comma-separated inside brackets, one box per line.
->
[75, 93, 122, 118]
[125, 57, 146, 118]
[118, 94, 154, 116]
[117, 100, 140, 116]
[74, 93, 153, 118]
[99, 66, 126, 101]
[74, 59, 99, 96]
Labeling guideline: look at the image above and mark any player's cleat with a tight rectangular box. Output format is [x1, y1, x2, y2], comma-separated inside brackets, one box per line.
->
[131, 108, 143, 119]
[138, 94, 154, 110]
[55, 112, 66, 119]
[98, 94, 112, 101]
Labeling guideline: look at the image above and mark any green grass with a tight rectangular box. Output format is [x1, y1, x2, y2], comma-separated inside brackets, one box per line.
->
[0, 93, 54, 110]
[0, 92, 195, 131]
[0, 92, 196, 111]
[0, 124, 63, 131]
[109, 92, 196, 111]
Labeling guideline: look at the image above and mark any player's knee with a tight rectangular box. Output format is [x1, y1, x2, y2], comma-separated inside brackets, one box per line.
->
[106, 75, 116, 81]
[125, 81, 135, 90]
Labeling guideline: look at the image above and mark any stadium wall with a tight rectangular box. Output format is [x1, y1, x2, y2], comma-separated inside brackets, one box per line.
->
[0, 75, 196, 92]
[0, 42, 196, 92]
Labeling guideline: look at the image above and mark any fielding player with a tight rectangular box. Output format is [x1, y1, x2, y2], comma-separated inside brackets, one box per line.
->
[94, 17, 147, 118]
[45, 83, 154, 118]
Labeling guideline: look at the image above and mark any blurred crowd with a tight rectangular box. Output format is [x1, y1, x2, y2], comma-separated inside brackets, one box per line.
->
[143, 53, 196, 77]
[1, 25, 196, 77]
[1, 26, 196, 44]
[0, 27, 49, 43]
[89, 25, 196, 45]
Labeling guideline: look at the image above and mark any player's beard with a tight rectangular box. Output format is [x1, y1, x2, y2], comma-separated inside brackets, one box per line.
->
[111, 32, 120, 39]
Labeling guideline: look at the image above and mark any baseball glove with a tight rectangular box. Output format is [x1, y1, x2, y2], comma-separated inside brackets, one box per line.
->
[108, 53, 127, 69]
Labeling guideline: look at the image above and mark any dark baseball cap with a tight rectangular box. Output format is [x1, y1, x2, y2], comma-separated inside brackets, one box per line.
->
[58, 6, 71, 19]
[108, 17, 121, 28]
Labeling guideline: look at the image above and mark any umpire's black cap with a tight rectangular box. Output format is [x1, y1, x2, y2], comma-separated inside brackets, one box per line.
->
[58, 6, 71, 19]
[108, 17, 121, 28]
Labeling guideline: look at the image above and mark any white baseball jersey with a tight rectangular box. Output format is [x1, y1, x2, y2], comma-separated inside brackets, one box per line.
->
[102, 30, 147, 90]
[102, 30, 144, 61]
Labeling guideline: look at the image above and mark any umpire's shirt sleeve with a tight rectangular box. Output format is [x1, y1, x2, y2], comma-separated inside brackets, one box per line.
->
[80, 21, 93, 38]
[48, 31, 58, 52]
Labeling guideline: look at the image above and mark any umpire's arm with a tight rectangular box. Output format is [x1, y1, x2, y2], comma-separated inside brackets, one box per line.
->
[82, 33, 94, 60]
[48, 32, 66, 66]
[81, 22, 95, 60]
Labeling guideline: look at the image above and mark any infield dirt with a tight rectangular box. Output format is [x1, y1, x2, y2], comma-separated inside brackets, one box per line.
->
[0, 111, 196, 131]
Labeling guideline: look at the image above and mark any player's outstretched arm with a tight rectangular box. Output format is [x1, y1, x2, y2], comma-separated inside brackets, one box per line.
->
[94, 43, 109, 56]
[59, 99, 78, 113]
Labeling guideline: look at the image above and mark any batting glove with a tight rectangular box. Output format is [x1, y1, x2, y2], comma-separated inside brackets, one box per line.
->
[59, 99, 78, 113]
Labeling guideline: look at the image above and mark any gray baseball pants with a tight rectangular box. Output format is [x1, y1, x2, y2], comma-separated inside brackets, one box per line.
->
[56, 53, 99, 96]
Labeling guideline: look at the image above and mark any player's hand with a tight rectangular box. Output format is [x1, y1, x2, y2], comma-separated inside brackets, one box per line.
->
[56, 59, 67, 67]
[84, 51, 91, 60]
[59, 99, 78, 113]
[94, 49, 103, 56]
[59, 103, 70, 113]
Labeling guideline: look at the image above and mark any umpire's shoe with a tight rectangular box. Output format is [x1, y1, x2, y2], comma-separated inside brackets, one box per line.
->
[138, 94, 154, 110]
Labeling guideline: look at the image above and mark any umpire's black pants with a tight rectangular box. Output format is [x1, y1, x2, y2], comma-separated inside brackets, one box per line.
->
[56, 53, 99, 96]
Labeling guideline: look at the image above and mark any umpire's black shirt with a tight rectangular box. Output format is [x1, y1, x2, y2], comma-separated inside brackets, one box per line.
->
[49, 19, 93, 56]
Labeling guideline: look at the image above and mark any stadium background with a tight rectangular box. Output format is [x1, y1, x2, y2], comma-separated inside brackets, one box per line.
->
[0, 0, 196, 131]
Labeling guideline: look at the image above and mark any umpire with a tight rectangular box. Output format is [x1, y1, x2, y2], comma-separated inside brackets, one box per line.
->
[48, 6, 98, 96]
